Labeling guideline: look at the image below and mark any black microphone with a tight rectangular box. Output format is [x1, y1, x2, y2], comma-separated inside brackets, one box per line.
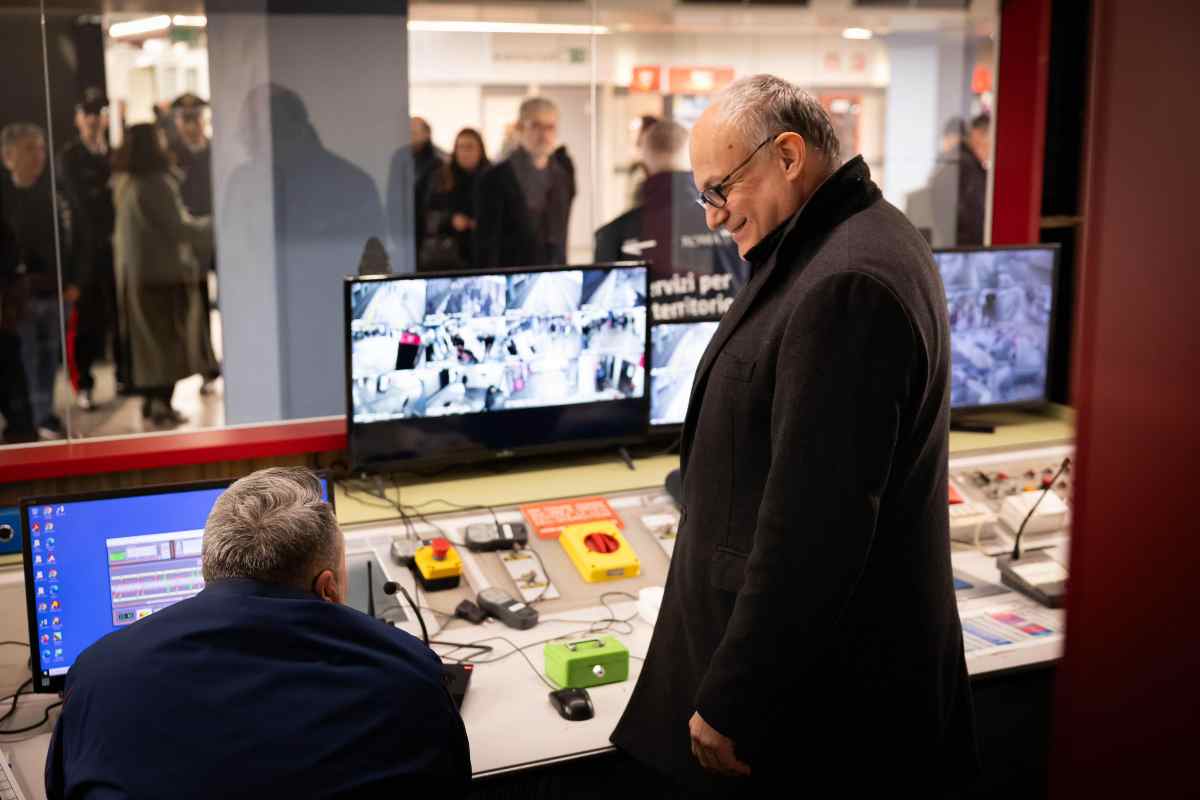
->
[384, 580, 429, 645]
[1010, 457, 1071, 560]
[366, 559, 376, 619]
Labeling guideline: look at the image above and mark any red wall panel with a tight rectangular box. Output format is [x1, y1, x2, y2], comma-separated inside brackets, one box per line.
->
[1051, 1, 1200, 795]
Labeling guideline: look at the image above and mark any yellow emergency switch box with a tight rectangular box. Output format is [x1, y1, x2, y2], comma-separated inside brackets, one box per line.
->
[412, 537, 462, 591]
[559, 520, 640, 583]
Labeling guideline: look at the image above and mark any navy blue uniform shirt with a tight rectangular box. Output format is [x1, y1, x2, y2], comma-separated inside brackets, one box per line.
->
[45, 578, 470, 799]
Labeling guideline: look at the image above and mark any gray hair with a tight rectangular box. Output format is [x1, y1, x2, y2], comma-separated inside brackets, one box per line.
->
[1, 122, 46, 153]
[518, 96, 558, 122]
[712, 74, 841, 167]
[202, 467, 340, 588]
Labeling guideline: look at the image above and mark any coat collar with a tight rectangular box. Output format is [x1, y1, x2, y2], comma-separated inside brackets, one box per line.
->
[678, 156, 881, 474]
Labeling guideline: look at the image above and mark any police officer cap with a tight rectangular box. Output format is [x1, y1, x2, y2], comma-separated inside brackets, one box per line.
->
[77, 87, 108, 115]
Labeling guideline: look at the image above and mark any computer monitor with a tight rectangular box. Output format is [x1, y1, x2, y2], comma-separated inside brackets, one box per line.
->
[20, 476, 333, 693]
[933, 244, 1060, 411]
[345, 264, 649, 471]
[649, 320, 720, 430]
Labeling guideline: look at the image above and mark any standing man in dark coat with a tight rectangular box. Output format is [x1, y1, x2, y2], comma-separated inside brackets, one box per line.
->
[386, 116, 446, 261]
[610, 74, 977, 795]
[59, 88, 118, 409]
[474, 97, 575, 269]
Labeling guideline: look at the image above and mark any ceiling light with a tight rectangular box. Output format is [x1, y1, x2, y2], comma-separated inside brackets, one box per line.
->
[109, 15, 171, 38]
[407, 20, 608, 35]
[842, 27, 873, 41]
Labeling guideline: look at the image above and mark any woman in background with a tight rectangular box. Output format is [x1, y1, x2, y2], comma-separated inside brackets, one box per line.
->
[416, 128, 489, 271]
[112, 123, 213, 426]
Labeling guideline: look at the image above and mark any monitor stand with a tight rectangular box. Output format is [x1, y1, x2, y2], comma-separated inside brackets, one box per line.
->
[950, 411, 997, 434]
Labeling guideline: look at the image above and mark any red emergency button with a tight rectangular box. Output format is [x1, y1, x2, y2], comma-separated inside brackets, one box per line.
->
[947, 483, 964, 505]
[432, 538, 451, 560]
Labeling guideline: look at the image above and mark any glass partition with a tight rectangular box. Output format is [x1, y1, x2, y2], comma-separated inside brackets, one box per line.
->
[0, 0, 998, 453]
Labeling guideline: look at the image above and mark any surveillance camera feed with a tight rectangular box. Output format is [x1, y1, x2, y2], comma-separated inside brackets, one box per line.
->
[347, 265, 648, 469]
[933, 247, 1057, 410]
[650, 321, 719, 427]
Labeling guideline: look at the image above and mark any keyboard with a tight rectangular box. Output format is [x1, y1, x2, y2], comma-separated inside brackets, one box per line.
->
[0, 749, 28, 800]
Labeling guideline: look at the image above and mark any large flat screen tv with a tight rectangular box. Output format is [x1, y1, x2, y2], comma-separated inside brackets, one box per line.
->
[932, 244, 1061, 411]
[345, 264, 649, 471]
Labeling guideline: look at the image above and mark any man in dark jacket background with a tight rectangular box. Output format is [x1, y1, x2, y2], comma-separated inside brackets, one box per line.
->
[594, 118, 747, 295]
[610, 74, 977, 796]
[475, 97, 575, 268]
[45, 467, 471, 799]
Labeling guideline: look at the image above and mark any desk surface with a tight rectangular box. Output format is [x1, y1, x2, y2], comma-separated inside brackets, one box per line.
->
[0, 408, 1074, 793]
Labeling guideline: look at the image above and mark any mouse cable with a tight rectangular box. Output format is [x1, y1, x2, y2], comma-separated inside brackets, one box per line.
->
[0, 700, 63, 736]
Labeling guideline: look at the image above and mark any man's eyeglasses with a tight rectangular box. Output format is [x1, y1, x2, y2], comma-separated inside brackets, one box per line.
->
[695, 135, 776, 210]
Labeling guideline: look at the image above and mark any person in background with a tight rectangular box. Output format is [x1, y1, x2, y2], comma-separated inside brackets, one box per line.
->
[168, 92, 221, 395]
[475, 97, 576, 268]
[0, 122, 76, 440]
[45, 467, 471, 799]
[928, 112, 989, 246]
[626, 114, 659, 207]
[416, 128, 490, 271]
[59, 88, 118, 412]
[595, 118, 747, 289]
[112, 123, 212, 427]
[386, 115, 446, 258]
[0, 187, 36, 441]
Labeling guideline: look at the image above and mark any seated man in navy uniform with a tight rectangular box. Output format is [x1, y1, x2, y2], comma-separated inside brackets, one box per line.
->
[45, 467, 470, 799]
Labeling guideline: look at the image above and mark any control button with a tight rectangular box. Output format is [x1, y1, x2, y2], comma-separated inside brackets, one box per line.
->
[431, 538, 450, 561]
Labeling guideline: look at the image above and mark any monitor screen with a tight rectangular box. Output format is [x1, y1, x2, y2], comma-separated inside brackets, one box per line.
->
[933, 245, 1059, 410]
[346, 265, 649, 470]
[650, 320, 719, 428]
[21, 477, 332, 692]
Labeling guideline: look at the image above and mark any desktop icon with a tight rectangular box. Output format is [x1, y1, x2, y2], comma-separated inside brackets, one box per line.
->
[31, 522, 40, 534]
[33, 554, 42, 565]
[54, 648, 63, 659]
[47, 554, 56, 564]
[56, 505, 65, 515]
[36, 586, 45, 596]
[51, 616, 60, 626]
[37, 602, 47, 613]
[30, 507, 40, 516]
[39, 618, 48, 628]
[48, 569, 58, 579]
[49, 584, 59, 595]
[52, 631, 62, 642]
[46, 537, 55, 549]
[45, 522, 54, 532]
[50, 599, 61, 610]
[32, 538, 41, 549]
[40, 633, 50, 644]
[43, 506, 53, 516]
[42, 649, 52, 661]
[35, 570, 44, 581]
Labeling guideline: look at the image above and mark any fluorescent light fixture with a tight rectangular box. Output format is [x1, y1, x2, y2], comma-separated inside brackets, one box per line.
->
[172, 15, 208, 28]
[109, 15, 171, 38]
[407, 20, 608, 35]
[842, 27, 873, 40]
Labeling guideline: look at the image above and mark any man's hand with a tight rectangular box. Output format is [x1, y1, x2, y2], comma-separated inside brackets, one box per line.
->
[689, 711, 751, 777]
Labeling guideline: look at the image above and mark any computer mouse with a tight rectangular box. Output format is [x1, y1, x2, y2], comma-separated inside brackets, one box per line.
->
[548, 687, 594, 721]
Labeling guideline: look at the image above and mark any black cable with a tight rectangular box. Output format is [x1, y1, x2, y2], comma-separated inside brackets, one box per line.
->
[0, 700, 63, 736]
[0, 678, 33, 726]
[1011, 457, 1071, 559]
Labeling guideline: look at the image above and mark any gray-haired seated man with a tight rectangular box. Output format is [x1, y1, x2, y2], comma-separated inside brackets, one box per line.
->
[45, 467, 470, 799]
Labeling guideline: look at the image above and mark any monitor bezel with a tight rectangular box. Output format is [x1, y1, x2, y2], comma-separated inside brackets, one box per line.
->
[647, 316, 723, 437]
[20, 474, 335, 694]
[933, 243, 1063, 416]
[343, 262, 652, 475]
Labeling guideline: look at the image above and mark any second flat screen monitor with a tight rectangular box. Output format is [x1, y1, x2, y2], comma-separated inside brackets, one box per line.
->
[650, 320, 719, 428]
[347, 265, 649, 471]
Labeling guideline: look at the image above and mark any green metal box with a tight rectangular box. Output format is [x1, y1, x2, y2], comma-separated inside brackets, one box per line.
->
[543, 636, 630, 689]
